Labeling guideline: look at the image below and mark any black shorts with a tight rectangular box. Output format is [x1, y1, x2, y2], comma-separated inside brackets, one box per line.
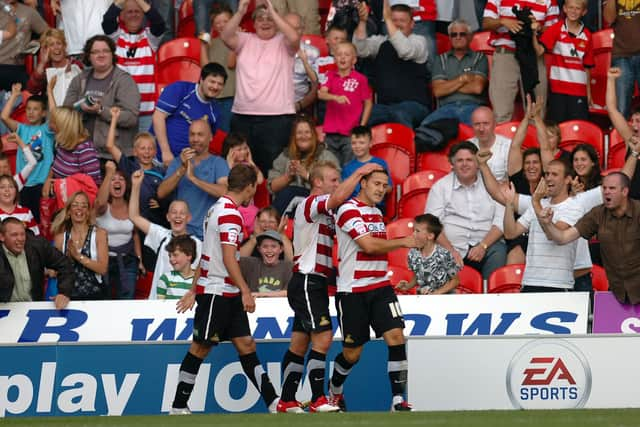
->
[192, 294, 251, 344]
[288, 272, 333, 333]
[335, 286, 405, 348]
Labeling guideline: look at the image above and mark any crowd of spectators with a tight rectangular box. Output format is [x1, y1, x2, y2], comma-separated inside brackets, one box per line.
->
[0, 0, 639, 309]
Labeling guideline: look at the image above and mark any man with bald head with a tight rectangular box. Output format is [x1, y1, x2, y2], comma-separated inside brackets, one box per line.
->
[157, 119, 229, 240]
[469, 106, 511, 181]
[535, 172, 640, 304]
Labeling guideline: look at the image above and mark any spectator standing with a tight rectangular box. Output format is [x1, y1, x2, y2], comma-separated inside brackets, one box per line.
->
[482, 0, 558, 123]
[157, 235, 197, 300]
[0, 0, 48, 90]
[221, 0, 300, 175]
[0, 174, 40, 236]
[353, 0, 430, 128]
[0, 217, 73, 308]
[420, 19, 488, 126]
[157, 119, 230, 240]
[63, 35, 140, 159]
[603, 0, 640, 119]
[50, 0, 111, 57]
[271, 0, 320, 34]
[151, 63, 227, 165]
[285, 12, 320, 115]
[103, 0, 166, 132]
[469, 106, 511, 181]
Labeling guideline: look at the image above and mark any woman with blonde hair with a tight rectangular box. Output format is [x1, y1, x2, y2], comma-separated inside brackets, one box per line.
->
[267, 115, 340, 214]
[52, 191, 109, 300]
[26, 28, 83, 102]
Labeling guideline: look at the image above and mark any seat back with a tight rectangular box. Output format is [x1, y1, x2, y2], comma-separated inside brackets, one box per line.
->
[589, 29, 614, 113]
[558, 120, 605, 166]
[487, 264, 524, 293]
[209, 129, 228, 155]
[388, 265, 416, 295]
[591, 264, 609, 292]
[301, 34, 329, 57]
[495, 121, 539, 150]
[157, 37, 201, 65]
[416, 151, 452, 173]
[456, 265, 483, 294]
[398, 170, 447, 218]
[177, 0, 196, 38]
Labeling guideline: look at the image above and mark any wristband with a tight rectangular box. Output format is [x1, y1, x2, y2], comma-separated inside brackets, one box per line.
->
[632, 150, 639, 158]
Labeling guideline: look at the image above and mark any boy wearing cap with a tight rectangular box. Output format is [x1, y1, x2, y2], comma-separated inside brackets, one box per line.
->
[240, 230, 293, 298]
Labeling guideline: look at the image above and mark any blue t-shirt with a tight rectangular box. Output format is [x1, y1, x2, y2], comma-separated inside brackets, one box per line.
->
[152, 81, 219, 158]
[16, 123, 54, 187]
[165, 154, 229, 240]
[341, 156, 393, 200]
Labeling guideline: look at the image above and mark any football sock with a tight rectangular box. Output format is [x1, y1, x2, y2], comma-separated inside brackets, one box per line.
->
[307, 350, 327, 402]
[330, 352, 354, 395]
[240, 352, 278, 407]
[280, 350, 304, 402]
[172, 351, 203, 409]
[388, 344, 408, 398]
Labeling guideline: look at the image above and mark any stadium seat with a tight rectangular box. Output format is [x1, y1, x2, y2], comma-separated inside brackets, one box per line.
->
[495, 121, 539, 150]
[156, 37, 202, 88]
[416, 151, 452, 173]
[470, 31, 494, 71]
[284, 217, 294, 241]
[456, 265, 483, 294]
[589, 29, 614, 114]
[607, 129, 626, 170]
[135, 271, 154, 299]
[209, 129, 227, 155]
[157, 37, 200, 64]
[388, 247, 410, 269]
[418, 123, 474, 169]
[436, 32, 451, 55]
[457, 122, 475, 143]
[318, 0, 331, 31]
[558, 120, 605, 167]
[487, 264, 524, 293]
[386, 217, 414, 239]
[8, 90, 32, 125]
[591, 264, 609, 292]
[0, 135, 17, 175]
[301, 34, 329, 57]
[371, 122, 416, 162]
[388, 264, 416, 295]
[177, 0, 196, 38]
[253, 180, 271, 209]
[398, 170, 447, 219]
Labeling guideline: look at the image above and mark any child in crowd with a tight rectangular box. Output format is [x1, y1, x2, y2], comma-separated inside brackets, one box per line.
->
[0, 133, 37, 192]
[157, 235, 196, 300]
[0, 174, 40, 235]
[240, 230, 292, 298]
[129, 169, 202, 299]
[537, 0, 593, 122]
[1, 83, 54, 221]
[341, 125, 391, 210]
[396, 214, 460, 295]
[319, 41, 372, 165]
[240, 206, 293, 261]
[106, 106, 167, 226]
[317, 24, 348, 85]
[200, 3, 236, 132]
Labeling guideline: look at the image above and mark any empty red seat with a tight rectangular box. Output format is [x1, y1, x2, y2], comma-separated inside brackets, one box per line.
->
[456, 265, 483, 294]
[398, 170, 447, 219]
[487, 264, 524, 293]
[495, 121, 539, 150]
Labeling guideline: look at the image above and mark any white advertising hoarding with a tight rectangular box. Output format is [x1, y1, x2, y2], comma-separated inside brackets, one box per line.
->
[408, 335, 640, 410]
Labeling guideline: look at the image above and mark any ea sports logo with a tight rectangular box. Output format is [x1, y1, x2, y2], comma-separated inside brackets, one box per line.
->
[506, 339, 591, 409]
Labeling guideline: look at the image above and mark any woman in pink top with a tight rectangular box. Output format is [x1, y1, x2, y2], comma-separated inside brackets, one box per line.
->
[221, 0, 300, 176]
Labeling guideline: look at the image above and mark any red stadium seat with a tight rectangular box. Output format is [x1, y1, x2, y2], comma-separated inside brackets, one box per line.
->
[388, 247, 410, 269]
[386, 217, 414, 267]
[398, 170, 447, 218]
[607, 129, 626, 169]
[135, 271, 154, 299]
[416, 151, 452, 173]
[253, 180, 271, 209]
[8, 90, 32, 125]
[487, 264, 524, 293]
[457, 123, 475, 143]
[177, 0, 196, 38]
[388, 265, 416, 295]
[209, 129, 227, 155]
[371, 122, 416, 161]
[558, 120, 605, 167]
[301, 34, 329, 57]
[495, 121, 539, 150]
[456, 265, 483, 294]
[470, 31, 494, 56]
[1, 136, 17, 175]
[419, 123, 475, 168]
[589, 29, 614, 114]
[156, 37, 202, 88]
[591, 264, 609, 292]
[436, 32, 451, 55]
[157, 37, 200, 64]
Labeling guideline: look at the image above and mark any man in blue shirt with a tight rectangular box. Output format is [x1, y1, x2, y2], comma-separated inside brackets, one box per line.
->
[157, 119, 229, 240]
[151, 62, 227, 166]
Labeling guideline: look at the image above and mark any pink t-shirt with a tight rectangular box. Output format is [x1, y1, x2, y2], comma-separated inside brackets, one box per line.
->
[321, 69, 372, 136]
[232, 32, 296, 115]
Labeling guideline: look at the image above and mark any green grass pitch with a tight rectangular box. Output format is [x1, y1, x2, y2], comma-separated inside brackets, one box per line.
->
[3, 409, 640, 427]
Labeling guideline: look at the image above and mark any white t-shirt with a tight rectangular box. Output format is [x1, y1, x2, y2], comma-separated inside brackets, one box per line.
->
[144, 223, 202, 299]
[470, 134, 512, 181]
[518, 197, 583, 288]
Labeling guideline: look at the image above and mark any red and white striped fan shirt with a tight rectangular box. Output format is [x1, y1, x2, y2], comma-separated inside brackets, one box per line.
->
[0, 205, 40, 236]
[112, 22, 160, 116]
[483, 0, 559, 51]
[197, 196, 243, 296]
[335, 198, 390, 293]
[293, 194, 335, 277]
[540, 20, 594, 97]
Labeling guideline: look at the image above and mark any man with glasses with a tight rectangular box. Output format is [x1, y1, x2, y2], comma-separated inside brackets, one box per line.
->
[0, 217, 75, 308]
[419, 19, 488, 127]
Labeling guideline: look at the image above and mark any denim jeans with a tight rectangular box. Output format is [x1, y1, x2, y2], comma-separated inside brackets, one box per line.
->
[368, 101, 430, 129]
[612, 54, 640, 119]
[421, 101, 482, 126]
[216, 96, 234, 133]
[107, 254, 139, 300]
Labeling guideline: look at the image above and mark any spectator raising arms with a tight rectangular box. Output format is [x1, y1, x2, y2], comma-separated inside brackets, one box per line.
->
[52, 191, 108, 300]
[63, 35, 140, 159]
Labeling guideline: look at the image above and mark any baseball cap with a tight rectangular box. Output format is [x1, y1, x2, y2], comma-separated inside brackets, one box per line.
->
[256, 230, 283, 245]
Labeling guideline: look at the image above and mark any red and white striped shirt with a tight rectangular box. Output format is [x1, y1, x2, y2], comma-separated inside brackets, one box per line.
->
[335, 198, 390, 293]
[0, 205, 40, 236]
[317, 55, 337, 86]
[413, 0, 437, 22]
[112, 22, 159, 116]
[293, 194, 335, 277]
[483, 0, 559, 50]
[540, 20, 594, 97]
[197, 196, 243, 296]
